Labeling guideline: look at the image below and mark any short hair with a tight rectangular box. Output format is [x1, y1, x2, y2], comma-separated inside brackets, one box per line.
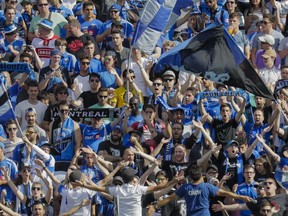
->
[98, 87, 108, 94]
[89, 73, 100, 80]
[122, 69, 134, 78]
[83, 1, 94, 10]
[32, 201, 45, 209]
[27, 80, 39, 88]
[220, 103, 232, 111]
[144, 104, 156, 112]
[172, 122, 184, 131]
[83, 40, 95, 48]
[6, 119, 17, 127]
[20, 52, 33, 61]
[68, 18, 81, 28]
[111, 30, 124, 38]
[58, 100, 69, 108]
[54, 85, 68, 97]
[55, 38, 67, 46]
[79, 55, 91, 62]
[281, 65, 288, 70]
[229, 12, 241, 20]
[152, 77, 163, 83]
[244, 164, 255, 172]
[188, 165, 202, 181]
[263, 14, 274, 23]
[4, 6, 16, 14]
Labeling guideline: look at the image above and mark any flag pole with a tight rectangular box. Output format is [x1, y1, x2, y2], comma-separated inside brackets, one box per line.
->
[125, 47, 132, 104]
[0, 82, 24, 136]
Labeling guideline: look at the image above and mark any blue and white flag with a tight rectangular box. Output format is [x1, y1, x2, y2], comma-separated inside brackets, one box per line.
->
[0, 74, 15, 126]
[132, 0, 193, 54]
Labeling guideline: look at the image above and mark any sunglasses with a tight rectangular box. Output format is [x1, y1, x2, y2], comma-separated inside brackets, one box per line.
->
[153, 83, 162, 87]
[81, 62, 90, 65]
[8, 128, 17, 132]
[38, 3, 48, 6]
[58, 91, 68, 95]
[98, 95, 108, 99]
[60, 109, 69, 113]
[110, 10, 119, 13]
[90, 79, 100, 83]
[32, 187, 41, 191]
[26, 131, 35, 135]
[208, 171, 218, 175]
[262, 21, 270, 25]
[164, 79, 174, 82]
[22, 168, 31, 172]
[264, 181, 274, 185]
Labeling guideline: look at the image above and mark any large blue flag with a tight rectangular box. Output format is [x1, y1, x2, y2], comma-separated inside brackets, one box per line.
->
[153, 24, 274, 100]
[132, 0, 194, 55]
[0, 74, 15, 126]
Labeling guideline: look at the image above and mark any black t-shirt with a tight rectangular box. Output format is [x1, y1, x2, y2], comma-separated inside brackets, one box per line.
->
[43, 104, 80, 123]
[66, 34, 100, 59]
[78, 91, 99, 108]
[212, 152, 246, 190]
[26, 197, 48, 216]
[161, 160, 196, 180]
[97, 140, 126, 157]
[211, 118, 239, 146]
[247, 193, 288, 216]
[106, 46, 130, 69]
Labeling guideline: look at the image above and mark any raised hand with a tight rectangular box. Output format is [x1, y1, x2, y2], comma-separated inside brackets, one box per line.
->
[160, 137, 171, 145]
[212, 201, 225, 212]
[0, 167, 8, 179]
[256, 133, 265, 144]
[192, 120, 203, 129]
[34, 158, 45, 167]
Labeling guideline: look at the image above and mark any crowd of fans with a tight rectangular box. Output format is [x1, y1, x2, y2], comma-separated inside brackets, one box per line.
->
[0, 0, 288, 215]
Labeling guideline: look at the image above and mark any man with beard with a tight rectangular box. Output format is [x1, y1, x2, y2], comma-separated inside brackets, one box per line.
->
[80, 116, 121, 153]
[98, 125, 126, 163]
[23, 107, 48, 142]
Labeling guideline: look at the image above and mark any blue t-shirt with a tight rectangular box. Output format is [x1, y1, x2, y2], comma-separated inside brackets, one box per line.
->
[175, 182, 219, 216]
[80, 19, 102, 38]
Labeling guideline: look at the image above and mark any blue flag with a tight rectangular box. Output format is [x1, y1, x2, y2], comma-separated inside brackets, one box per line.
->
[153, 24, 274, 100]
[0, 74, 15, 126]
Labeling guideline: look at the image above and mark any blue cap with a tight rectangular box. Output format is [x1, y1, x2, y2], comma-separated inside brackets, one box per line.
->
[226, 140, 239, 148]
[50, 49, 62, 56]
[47, 77, 63, 90]
[38, 19, 53, 30]
[110, 4, 121, 11]
[0, 142, 4, 149]
[4, 24, 17, 34]
[113, 125, 122, 133]
[38, 140, 52, 148]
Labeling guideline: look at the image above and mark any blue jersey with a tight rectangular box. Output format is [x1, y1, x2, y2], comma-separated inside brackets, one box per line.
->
[80, 19, 102, 38]
[175, 182, 219, 216]
[74, 58, 103, 74]
[60, 51, 76, 73]
[0, 158, 18, 203]
[236, 182, 258, 216]
[80, 123, 112, 153]
[201, 6, 229, 29]
[97, 68, 122, 89]
[80, 164, 103, 183]
[98, 19, 134, 39]
[50, 5, 74, 20]
[22, 10, 36, 30]
[2, 38, 25, 56]
[12, 143, 31, 165]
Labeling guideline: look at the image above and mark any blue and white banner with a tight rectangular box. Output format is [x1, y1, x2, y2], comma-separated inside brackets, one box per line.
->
[0, 62, 35, 80]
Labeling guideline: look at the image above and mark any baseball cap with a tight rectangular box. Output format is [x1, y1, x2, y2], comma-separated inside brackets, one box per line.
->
[163, 70, 176, 78]
[262, 49, 277, 58]
[4, 24, 18, 34]
[38, 19, 53, 31]
[50, 49, 62, 56]
[206, 164, 218, 172]
[21, 0, 32, 6]
[25, 107, 36, 115]
[19, 162, 31, 171]
[226, 140, 239, 148]
[113, 176, 124, 185]
[110, 4, 121, 11]
[113, 125, 122, 133]
[259, 34, 275, 45]
[69, 170, 82, 182]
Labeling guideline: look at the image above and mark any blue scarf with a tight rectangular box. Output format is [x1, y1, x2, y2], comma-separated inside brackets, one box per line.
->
[224, 151, 244, 184]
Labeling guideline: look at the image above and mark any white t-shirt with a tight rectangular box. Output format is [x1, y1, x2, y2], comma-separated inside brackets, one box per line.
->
[4, 138, 23, 159]
[59, 186, 95, 216]
[73, 74, 90, 99]
[109, 184, 148, 216]
[15, 100, 47, 129]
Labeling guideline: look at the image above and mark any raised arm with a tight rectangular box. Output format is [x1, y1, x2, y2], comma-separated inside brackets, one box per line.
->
[235, 96, 246, 123]
[147, 175, 183, 193]
[35, 168, 53, 204]
[0, 168, 26, 204]
[0, 203, 21, 216]
[244, 135, 260, 160]
[256, 133, 280, 162]
[59, 199, 90, 216]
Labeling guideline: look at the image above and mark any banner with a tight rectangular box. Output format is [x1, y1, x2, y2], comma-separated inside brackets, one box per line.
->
[0, 62, 35, 80]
